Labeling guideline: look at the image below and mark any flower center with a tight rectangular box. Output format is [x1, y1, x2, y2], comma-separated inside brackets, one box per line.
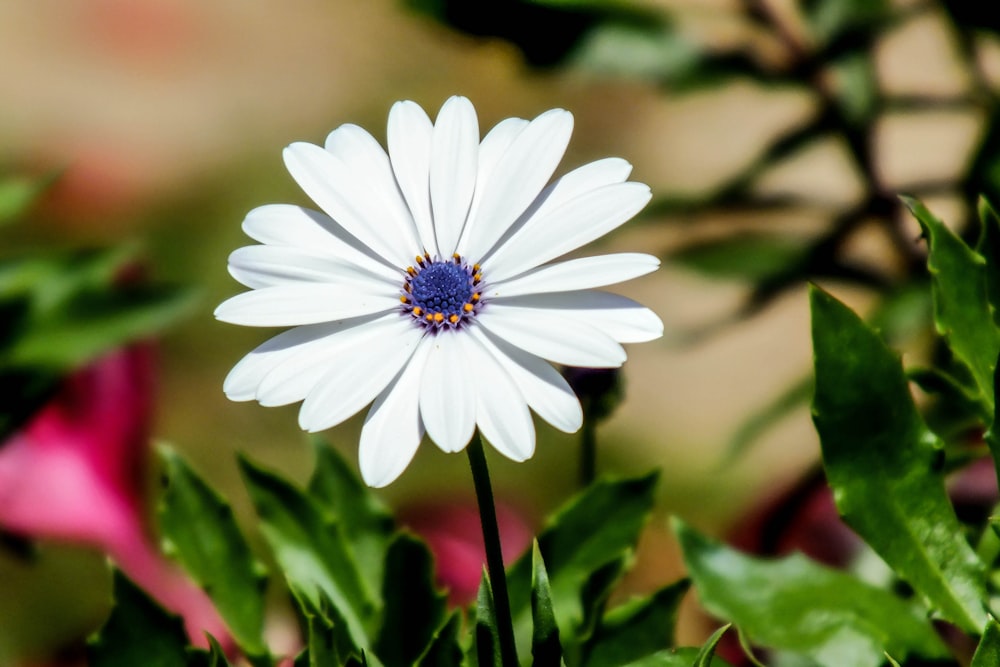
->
[401, 254, 483, 330]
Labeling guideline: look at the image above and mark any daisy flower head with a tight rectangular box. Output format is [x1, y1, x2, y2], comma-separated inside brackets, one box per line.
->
[216, 96, 662, 487]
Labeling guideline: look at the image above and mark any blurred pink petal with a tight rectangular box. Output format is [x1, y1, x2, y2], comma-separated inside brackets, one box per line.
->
[0, 346, 229, 650]
[403, 499, 533, 606]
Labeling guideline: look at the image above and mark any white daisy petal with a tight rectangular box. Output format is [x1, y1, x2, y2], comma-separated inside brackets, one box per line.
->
[495, 291, 664, 343]
[241, 205, 401, 281]
[485, 181, 652, 282]
[283, 142, 416, 267]
[214, 284, 396, 327]
[477, 306, 626, 368]
[388, 100, 438, 256]
[430, 96, 479, 257]
[323, 123, 422, 254]
[486, 253, 659, 298]
[467, 335, 535, 461]
[359, 336, 433, 488]
[256, 313, 405, 407]
[461, 109, 574, 261]
[469, 326, 583, 433]
[228, 245, 398, 290]
[419, 334, 477, 453]
[223, 322, 357, 401]
[298, 321, 423, 432]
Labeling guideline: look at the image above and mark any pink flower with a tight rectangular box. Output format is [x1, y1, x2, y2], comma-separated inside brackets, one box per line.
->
[402, 499, 533, 606]
[0, 346, 228, 649]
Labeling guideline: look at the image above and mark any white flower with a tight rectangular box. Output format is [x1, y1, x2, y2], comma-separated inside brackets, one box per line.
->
[216, 96, 662, 487]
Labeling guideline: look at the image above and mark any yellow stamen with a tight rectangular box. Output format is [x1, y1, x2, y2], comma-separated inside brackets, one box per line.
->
[434, 312, 444, 323]
[413, 307, 422, 317]
[406, 266, 416, 276]
[463, 303, 473, 312]
[471, 293, 480, 302]
[425, 313, 434, 322]
[453, 253, 461, 262]
[400, 296, 409, 304]
[473, 273, 482, 283]
[449, 314, 459, 323]
[473, 264, 481, 272]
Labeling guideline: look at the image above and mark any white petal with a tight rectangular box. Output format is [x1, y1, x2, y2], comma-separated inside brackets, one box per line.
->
[469, 326, 582, 433]
[240, 205, 400, 281]
[478, 157, 633, 265]
[358, 336, 433, 487]
[228, 245, 398, 290]
[298, 320, 424, 432]
[430, 96, 479, 257]
[494, 291, 664, 343]
[387, 101, 438, 256]
[223, 322, 356, 401]
[283, 142, 417, 267]
[485, 182, 652, 282]
[485, 253, 659, 298]
[256, 313, 405, 407]
[477, 306, 625, 368]
[461, 109, 574, 262]
[214, 285, 396, 327]
[466, 336, 535, 461]
[323, 123, 422, 255]
[455, 116, 528, 255]
[419, 333, 476, 453]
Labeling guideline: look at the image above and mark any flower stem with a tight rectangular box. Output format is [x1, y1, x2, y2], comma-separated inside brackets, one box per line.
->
[467, 432, 519, 667]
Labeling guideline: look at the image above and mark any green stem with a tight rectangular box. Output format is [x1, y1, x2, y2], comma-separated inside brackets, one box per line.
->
[467, 433, 519, 667]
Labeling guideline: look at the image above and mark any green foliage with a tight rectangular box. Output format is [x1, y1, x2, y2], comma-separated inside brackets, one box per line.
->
[811, 285, 988, 632]
[0, 173, 54, 226]
[158, 448, 270, 663]
[531, 542, 562, 667]
[675, 520, 948, 667]
[972, 618, 1000, 667]
[87, 572, 190, 667]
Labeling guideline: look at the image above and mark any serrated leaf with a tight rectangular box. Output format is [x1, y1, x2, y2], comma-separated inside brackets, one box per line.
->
[581, 579, 690, 667]
[238, 456, 375, 651]
[292, 587, 363, 667]
[972, 617, 1000, 667]
[416, 612, 464, 667]
[374, 534, 448, 666]
[508, 473, 658, 641]
[307, 440, 394, 598]
[87, 571, 190, 667]
[904, 196, 1000, 413]
[158, 448, 269, 661]
[810, 286, 987, 632]
[674, 519, 949, 667]
[531, 542, 562, 667]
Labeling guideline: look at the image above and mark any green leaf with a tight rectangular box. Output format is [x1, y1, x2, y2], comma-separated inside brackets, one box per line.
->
[508, 473, 659, 638]
[904, 195, 1000, 413]
[581, 579, 690, 667]
[977, 197, 1000, 328]
[307, 439, 394, 598]
[803, 0, 889, 47]
[87, 571, 190, 667]
[811, 285, 988, 632]
[0, 173, 54, 226]
[475, 572, 502, 667]
[416, 612, 464, 667]
[158, 448, 269, 661]
[674, 519, 949, 667]
[692, 624, 730, 667]
[670, 233, 811, 283]
[972, 617, 1000, 667]
[292, 587, 363, 667]
[374, 534, 448, 666]
[204, 635, 234, 667]
[530, 542, 562, 667]
[238, 455, 375, 651]
[618, 647, 731, 667]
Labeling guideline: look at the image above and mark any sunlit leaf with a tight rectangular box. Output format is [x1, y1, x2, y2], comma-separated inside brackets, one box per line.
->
[530, 543, 562, 667]
[811, 285, 988, 632]
[692, 624, 730, 667]
[675, 519, 949, 667]
[475, 573, 502, 667]
[158, 448, 269, 661]
[972, 617, 1000, 667]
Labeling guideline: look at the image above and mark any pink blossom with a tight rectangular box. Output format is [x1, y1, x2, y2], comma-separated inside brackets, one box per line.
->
[0, 346, 228, 649]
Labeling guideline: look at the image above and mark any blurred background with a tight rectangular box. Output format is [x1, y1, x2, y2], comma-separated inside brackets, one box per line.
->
[2, 0, 997, 662]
